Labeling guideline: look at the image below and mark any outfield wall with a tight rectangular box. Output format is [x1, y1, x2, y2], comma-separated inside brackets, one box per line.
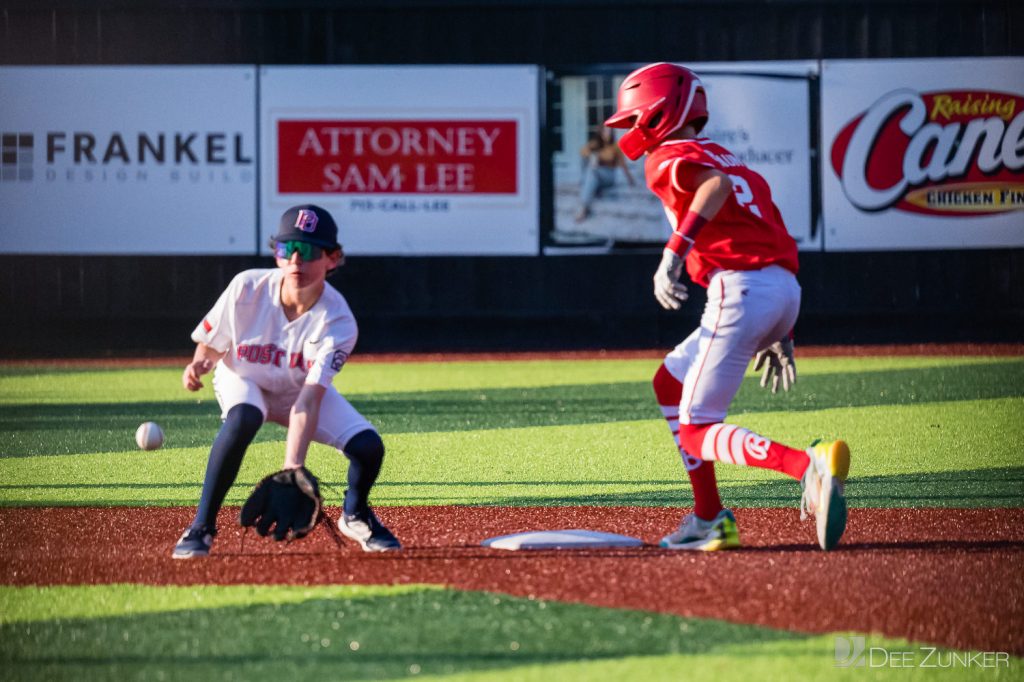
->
[1, 1, 1021, 355]
[2, 249, 1021, 357]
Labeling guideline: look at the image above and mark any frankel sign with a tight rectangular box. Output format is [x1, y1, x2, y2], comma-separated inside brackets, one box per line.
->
[0, 65, 257, 254]
[831, 89, 1024, 216]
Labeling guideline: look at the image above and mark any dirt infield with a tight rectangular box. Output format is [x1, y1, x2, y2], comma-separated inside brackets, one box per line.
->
[3, 505, 1021, 655]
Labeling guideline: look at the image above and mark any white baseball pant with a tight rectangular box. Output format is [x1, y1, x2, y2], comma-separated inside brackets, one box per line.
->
[664, 265, 801, 425]
[212, 366, 375, 449]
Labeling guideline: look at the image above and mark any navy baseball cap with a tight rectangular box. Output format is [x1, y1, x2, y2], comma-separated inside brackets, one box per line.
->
[270, 205, 340, 249]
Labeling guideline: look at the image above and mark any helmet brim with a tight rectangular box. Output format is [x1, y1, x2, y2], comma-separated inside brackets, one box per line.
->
[604, 110, 636, 129]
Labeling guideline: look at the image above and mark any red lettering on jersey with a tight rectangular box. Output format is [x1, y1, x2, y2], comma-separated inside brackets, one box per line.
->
[234, 343, 292, 368]
[202, 319, 212, 333]
[258, 344, 273, 365]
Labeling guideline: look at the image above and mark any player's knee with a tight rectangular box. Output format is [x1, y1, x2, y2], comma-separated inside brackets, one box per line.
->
[652, 363, 683, 404]
[678, 423, 713, 459]
[344, 429, 384, 465]
[223, 403, 264, 440]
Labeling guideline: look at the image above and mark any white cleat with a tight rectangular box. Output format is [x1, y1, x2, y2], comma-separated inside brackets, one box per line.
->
[801, 440, 851, 550]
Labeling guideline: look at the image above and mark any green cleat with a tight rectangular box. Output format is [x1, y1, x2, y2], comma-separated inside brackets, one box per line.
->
[801, 440, 851, 550]
[660, 508, 741, 551]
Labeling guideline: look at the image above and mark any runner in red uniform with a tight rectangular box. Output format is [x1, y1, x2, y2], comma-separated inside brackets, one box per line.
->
[645, 138, 798, 287]
[605, 62, 850, 550]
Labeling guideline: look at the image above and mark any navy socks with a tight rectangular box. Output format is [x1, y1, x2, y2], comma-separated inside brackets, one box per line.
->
[191, 409, 383, 526]
[192, 403, 263, 529]
[342, 429, 385, 516]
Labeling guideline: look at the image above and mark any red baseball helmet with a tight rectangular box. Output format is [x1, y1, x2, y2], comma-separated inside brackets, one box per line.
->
[604, 62, 708, 160]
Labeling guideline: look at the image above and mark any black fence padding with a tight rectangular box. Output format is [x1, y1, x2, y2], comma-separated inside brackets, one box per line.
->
[1, 251, 1020, 357]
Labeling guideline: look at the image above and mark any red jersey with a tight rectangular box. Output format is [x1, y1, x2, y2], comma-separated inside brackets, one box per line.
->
[645, 138, 798, 287]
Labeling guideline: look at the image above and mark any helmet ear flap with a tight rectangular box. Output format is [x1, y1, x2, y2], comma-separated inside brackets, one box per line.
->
[688, 88, 709, 134]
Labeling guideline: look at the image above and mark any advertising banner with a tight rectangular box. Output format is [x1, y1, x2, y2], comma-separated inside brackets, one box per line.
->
[822, 58, 1024, 250]
[548, 61, 817, 253]
[0, 66, 257, 254]
[261, 66, 539, 255]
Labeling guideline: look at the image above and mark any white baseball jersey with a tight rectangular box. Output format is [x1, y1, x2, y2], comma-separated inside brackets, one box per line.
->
[192, 269, 373, 447]
[192, 268, 357, 394]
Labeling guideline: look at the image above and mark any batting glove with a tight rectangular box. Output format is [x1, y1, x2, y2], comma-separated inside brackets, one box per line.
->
[653, 249, 688, 310]
[753, 338, 796, 393]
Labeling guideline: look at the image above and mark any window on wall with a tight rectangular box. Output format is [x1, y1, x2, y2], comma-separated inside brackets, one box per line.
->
[549, 76, 563, 153]
[585, 75, 618, 136]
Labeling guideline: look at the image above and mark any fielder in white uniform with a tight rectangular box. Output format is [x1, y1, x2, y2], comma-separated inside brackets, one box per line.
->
[172, 204, 400, 558]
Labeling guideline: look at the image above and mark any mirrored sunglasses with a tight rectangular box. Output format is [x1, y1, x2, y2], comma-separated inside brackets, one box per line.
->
[274, 240, 324, 261]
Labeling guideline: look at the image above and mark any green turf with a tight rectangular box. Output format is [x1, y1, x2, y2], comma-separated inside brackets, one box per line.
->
[1, 357, 1022, 681]
[0, 355, 1016, 403]
[1, 585, 1012, 682]
[1, 357, 1022, 507]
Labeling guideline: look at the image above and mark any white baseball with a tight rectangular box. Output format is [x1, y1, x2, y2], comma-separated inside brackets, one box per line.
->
[135, 422, 165, 451]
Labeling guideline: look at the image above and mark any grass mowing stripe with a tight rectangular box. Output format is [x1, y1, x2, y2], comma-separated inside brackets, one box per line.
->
[0, 585, 1003, 682]
[3, 359, 1022, 457]
[0, 584, 434, 624]
[412, 648, 1013, 682]
[1, 398, 1020, 508]
[1, 356, 1018, 405]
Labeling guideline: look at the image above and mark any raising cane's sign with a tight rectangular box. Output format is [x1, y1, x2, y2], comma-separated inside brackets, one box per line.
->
[831, 89, 1024, 216]
[277, 120, 518, 194]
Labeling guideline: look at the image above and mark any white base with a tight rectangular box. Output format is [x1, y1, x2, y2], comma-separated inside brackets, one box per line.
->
[482, 529, 644, 550]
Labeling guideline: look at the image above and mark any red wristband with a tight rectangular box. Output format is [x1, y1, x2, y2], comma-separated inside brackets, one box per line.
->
[665, 211, 708, 255]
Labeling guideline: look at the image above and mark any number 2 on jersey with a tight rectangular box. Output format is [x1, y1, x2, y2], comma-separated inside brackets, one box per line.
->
[729, 175, 763, 218]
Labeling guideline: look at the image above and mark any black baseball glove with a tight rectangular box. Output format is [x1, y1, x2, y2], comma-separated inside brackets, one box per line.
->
[239, 467, 323, 541]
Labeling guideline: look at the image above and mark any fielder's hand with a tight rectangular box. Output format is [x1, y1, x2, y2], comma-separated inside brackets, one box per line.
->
[753, 338, 796, 393]
[182, 358, 213, 392]
[653, 249, 688, 310]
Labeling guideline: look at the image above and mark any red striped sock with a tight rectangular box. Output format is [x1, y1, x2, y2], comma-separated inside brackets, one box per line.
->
[678, 422, 810, 481]
[653, 364, 724, 519]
